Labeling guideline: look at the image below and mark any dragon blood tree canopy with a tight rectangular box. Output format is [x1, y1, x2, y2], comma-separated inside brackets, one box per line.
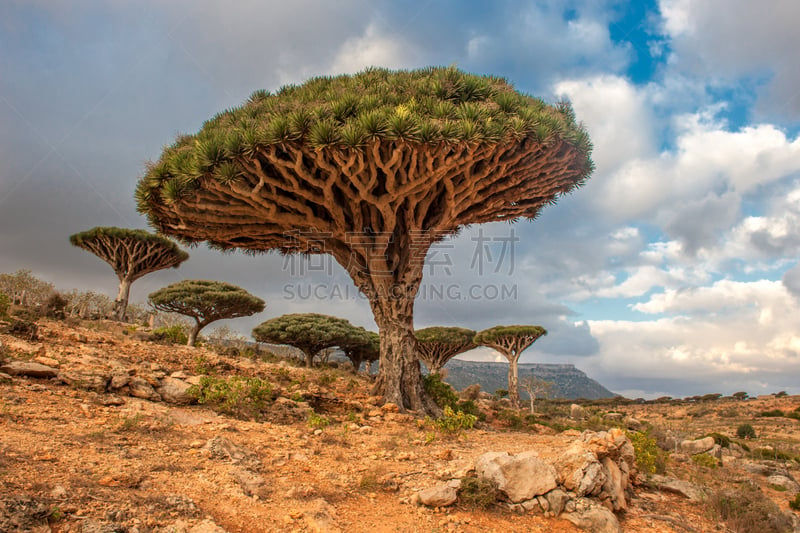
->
[136, 67, 593, 413]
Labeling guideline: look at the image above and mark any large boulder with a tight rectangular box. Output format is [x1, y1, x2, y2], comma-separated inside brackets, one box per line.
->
[475, 451, 558, 503]
[570, 404, 586, 420]
[0, 361, 58, 379]
[552, 442, 606, 497]
[157, 377, 196, 405]
[680, 437, 715, 455]
[601, 457, 626, 511]
[649, 475, 705, 502]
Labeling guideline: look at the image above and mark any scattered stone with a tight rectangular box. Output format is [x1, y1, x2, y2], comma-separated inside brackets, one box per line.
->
[570, 404, 586, 420]
[99, 394, 125, 406]
[680, 436, 715, 456]
[604, 412, 623, 421]
[767, 474, 800, 492]
[0, 361, 59, 379]
[80, 519, 121, 533]
[417, 484, 458, 507]
[58, 370, 109, 393]
[109, 367, 131, 389]
[33, 356, 60, 368]
[475, 450, 558, 503]
[157, 377, 196, 405]
[128, 377, 161, 402]
[563, 501, 622, 533]
[0, 372, 12, 383]
[380, 402, 399, 413]
[649, 475, 705, 502]
[188, 519, 228, 533]
[303, 498, 340, 533]
[545, 488, 570, 516]
[203, 436, 261, 469]
[624, 416, 642, 431]
[233, 468, 268, 498]
[50, 485, 68, 499]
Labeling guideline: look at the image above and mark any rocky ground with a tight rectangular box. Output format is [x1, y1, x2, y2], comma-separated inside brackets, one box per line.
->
[1, 318, 799, 532]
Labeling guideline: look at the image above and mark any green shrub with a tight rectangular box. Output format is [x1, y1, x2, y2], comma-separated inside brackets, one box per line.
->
[691, 453, 719, 469]
[317, 372, 337, 387]
[0, 291, 10, 319]
[750, 448, 798, 462]
[790, 493, 800, 511]
[458, 475, 498, 509]
[307, 412, 330, 430]
[188, 376, 274, 419]
[151, 325, 189, 345]
[710, 485, 794, 533]
[736, 423, 757, 439]
[494, 388, 508, 399]
[423, 373, 459, 410]
[42, 292, 68, 319]
[496, 409, 525, 430]
[628, 430, 668, 476]
[434, 406, 477, 433]
[707, 432, 732, 448]
[758, 409, 785, 418]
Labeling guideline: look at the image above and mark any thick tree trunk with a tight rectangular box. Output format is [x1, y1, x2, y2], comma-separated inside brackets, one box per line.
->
[348, 355, 363, 373]
[369, 284, 440, 415]
[187, 321, 201, 347]
[507, 354, 521, 409]
[304, 351, 314, 368]
[113, 278, 132, 321]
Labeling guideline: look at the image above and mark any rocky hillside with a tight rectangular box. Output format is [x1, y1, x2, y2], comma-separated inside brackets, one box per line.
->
[1, 318, 799, 533]
[443, 360, 615, 400]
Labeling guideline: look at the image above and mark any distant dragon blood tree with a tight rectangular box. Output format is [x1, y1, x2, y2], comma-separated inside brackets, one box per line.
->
[69, 227, 189, 321]
[148, 280, 265, 346]
[339, 327, 380, 373]
[415, 326, 476, 375]
[135, 67, 593, 413]
[474, 325, 547, 409]
[252, 313, 355, 368]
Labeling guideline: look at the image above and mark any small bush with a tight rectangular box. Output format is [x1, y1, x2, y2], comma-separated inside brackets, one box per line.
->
[736, 423, 757, 439]
[433, 406, 477, 433]
[691, 453, 719, 469]
[188, 376, 274, 419]
[628, 430, 668, 476]
[494, 388, 508, 399]
[496, 409, 525, 430]
[151, 325, 189, 345]
[759, 409, 785, 418]
[307, 412, 330, 430]
[424, 373, 459, 410]
[42, 293, 68, 319]
[707, 432, 732, 448]
[790, 493, 800, 511]
[710, 485, 794, 533]
[317, 372, 337, 387]
[750, 448, 798, 462]
[458, 475, 498, 509]
[0, 291, 10, 319]
[7, 317, 38, 341]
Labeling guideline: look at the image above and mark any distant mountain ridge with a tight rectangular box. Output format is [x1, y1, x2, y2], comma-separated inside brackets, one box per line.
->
[441, 360, 615, 400]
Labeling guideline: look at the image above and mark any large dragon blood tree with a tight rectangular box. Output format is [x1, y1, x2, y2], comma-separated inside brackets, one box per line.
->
[70, 227, 189, 321]
[135, 67, 593, 413]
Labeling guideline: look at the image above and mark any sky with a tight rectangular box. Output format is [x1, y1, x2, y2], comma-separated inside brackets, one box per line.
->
[1, 0, 799, 399]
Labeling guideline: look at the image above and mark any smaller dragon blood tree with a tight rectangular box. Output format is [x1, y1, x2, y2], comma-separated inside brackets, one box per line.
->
[70, 227, 188, 321]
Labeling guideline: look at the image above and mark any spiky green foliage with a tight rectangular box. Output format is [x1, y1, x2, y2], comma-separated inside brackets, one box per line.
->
[252, 313, 356, 368]
[148, 280, 265, 346]
[69, 227, 188, 279]
[415, 326, 476, 374]
[69, 227, 189, 321]
[473, 325, 547, 350]
[474, 325, 547, 409]
[136, 66, 593, 228]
